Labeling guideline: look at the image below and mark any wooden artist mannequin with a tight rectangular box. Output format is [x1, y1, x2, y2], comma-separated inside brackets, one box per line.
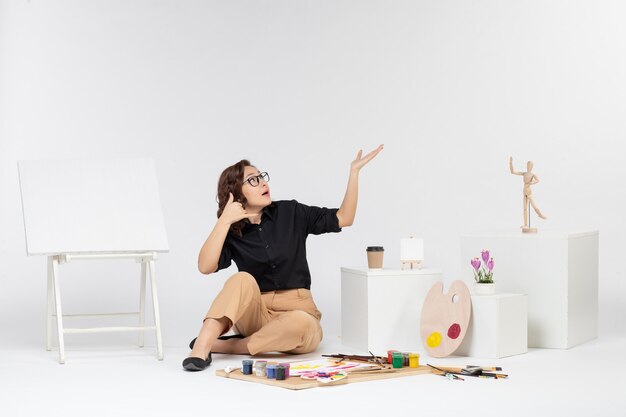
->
[509, 156, 546, 233]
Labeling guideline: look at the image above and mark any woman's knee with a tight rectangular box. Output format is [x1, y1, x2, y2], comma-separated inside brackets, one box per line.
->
[282, 311, 322, 342]
[286, 313, 322, 354]
[224, 271, 258, 290]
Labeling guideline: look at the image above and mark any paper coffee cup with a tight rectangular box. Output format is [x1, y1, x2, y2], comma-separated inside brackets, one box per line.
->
[366, 246, 384, 269]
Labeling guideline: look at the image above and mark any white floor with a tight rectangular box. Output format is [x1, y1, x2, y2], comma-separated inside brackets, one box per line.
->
[2, 335, 624, 417]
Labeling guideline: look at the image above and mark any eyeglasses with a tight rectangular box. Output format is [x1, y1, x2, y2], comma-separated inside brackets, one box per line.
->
[242, 172, 270, 187]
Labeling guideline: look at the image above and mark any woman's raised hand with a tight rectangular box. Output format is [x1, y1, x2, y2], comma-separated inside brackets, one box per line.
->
[219, 193, 257, 225]
[351, 144, 384, 173]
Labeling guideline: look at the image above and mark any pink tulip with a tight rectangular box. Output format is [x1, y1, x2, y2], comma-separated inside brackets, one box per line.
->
[471, 258, 481, 270]
[487, 258, 494, 272]
[481, 250, 490, 264]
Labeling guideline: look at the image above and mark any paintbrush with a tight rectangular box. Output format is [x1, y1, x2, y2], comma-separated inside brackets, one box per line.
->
[347, 367, 398, 375]
[369, 350, 388, 368]
[431, 365, 508, 379]
[479, 372, 509, 379]
[468, 365, 502, 371]
[427, 364, 464, 381]
[322, 353, 387, 364]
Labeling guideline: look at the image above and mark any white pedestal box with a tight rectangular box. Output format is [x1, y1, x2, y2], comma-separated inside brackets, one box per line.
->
[340, 267, 442, 354]
[457, 294, 528, 358]
[461, 230, 599, 349]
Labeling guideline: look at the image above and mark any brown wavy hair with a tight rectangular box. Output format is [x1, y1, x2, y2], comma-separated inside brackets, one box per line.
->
[216, 159, 252, 238]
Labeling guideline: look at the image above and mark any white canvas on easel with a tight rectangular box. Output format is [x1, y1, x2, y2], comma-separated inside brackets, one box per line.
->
[18, 157, 169, 363]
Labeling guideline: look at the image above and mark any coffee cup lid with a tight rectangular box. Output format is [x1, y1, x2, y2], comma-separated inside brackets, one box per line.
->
[366, 246, 384, 251]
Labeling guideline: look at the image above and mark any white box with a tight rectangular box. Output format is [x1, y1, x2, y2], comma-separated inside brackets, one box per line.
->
[341, 267, 442, 354]
[457, 294, 528, 358]
[461, 230, 599, 349]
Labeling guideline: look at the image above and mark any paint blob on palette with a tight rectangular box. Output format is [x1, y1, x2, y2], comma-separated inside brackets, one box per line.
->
[420, 280, 472, 358]
[300, 370, 349, 384]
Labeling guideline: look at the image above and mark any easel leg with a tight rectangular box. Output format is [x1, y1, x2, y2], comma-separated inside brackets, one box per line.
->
[51, 256, 66, 364]
[46, 256, 54, 351]
[148, 260, 164, 360]
[139, 262, 147, 348]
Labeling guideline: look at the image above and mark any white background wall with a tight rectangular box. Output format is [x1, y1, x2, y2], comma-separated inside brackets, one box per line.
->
[1, 0, 624, 348]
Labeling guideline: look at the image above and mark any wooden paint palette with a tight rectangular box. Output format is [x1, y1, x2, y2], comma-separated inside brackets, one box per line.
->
[420, 280, 472, 358]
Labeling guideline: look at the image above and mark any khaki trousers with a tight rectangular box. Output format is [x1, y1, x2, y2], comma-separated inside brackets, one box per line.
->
[205, 272, 323, 355]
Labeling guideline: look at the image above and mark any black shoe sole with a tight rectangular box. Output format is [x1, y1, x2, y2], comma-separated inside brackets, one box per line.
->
[182, 353, 212, 372]
[188, 334, 244, 350]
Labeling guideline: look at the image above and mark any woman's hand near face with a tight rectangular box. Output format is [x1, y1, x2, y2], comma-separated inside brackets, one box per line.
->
[218, 193, 257, 225]
[199, 192, 248, 275]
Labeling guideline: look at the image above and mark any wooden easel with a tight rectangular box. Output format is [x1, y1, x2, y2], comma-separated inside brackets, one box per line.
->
[19, 157, 169, 363]
[400, 237, 424, 270]
[401, 260, 422, 270]
[46, 252, 163, 364]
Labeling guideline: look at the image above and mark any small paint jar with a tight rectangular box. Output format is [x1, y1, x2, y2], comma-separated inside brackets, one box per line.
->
[242, 359, 253, 375]
[278, 362, 290, 378]
[275, 365, 286, 381]
[392, 352, 404, 368]
[403, 352, 410, 367]
[387, 350, 398, 364]
[254, 360, 267, 377]
[267, 364, 277, 379]
[409, 353, 420, 368]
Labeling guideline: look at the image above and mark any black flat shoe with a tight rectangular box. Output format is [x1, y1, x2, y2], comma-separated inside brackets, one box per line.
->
[182, 353, 212, 372]
[188, 334, 244, 350]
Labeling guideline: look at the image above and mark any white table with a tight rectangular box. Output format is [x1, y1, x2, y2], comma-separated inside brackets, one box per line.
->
[341, 267, 442, 354]
[461, 230, 598, 349]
